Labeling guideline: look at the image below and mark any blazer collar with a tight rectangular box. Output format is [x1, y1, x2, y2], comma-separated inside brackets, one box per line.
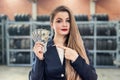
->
[47, 38, 55, 47]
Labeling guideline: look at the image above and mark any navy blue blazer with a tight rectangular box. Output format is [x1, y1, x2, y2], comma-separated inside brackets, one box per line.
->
[29, 39, 97, 80]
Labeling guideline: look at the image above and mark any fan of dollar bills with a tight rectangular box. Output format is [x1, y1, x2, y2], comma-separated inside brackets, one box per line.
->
[32, 29, 50, 52]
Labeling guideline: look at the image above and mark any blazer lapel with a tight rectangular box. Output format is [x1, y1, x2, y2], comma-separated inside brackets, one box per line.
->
[45, 39, 63, 67]
[48, 45, 63, 66]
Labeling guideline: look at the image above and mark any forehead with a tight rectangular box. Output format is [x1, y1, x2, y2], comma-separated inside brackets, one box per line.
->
[54, 12, 69, 19]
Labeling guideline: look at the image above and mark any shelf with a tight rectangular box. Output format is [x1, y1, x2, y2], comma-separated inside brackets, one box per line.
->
[82, 36, 116, 39]
[96, 65, 118, 68]
[7, 64, 32, 67]
[9, 49, 32, 52]
[96, 36, 117, 39]
[88, 50, 117, 53]
[32, 21, 50, 25]
[88, 50, 94, 53]
[82, 36, 94, 38]
[96, 50, 117, 53]
[7, 21, 50, 25]
[7, 21, 32, 24]
[8, 36, 31, 38]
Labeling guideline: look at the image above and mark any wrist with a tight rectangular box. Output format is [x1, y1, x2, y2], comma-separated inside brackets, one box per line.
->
[72, 54, 79, 62]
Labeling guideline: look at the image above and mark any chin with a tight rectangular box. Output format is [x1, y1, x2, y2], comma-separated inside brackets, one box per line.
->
[61, 33, 69, 36]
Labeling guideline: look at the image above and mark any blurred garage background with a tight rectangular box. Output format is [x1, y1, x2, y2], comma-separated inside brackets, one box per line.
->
[0, 0, 120, 80]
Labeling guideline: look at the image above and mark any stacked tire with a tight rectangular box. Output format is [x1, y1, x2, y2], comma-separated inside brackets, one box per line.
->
[96, 23, 116, 66]
[97, 53, 113, 65]
[8, 24, 30, 36]
[88, 53, 114, 66]
[0, 39, 2, 50]
[0, 26, 1, 51]
[97, 39, 117, 50]
[78, 24, 94, 36]
[91, 14, 109, 21]
[36, 24, 51, 30]
[75, 14, 88, 21]
[0, 14, 8, 22]
[14, 14, 31, 21]
[10, 39, 30, 49]
[10, 52, 30, 64]
[0, 25, 1, 36]
[36, 15, 50, 21]
[0, 53, 1, 64]
[97, 24, 116, 36]
[83, 39, 94, 50]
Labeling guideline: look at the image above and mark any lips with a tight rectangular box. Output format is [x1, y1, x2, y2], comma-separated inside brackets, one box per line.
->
[61, 29, 68, 31]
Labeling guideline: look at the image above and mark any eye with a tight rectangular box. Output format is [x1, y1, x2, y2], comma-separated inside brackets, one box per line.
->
[56, 20, 62, 23]
[66, 19, 70, 23]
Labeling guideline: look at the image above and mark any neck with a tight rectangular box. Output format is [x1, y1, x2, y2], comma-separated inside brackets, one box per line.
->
[53, 35, 66, 46]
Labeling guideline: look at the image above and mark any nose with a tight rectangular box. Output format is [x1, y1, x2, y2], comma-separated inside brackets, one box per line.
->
[63, 21, 67, 27]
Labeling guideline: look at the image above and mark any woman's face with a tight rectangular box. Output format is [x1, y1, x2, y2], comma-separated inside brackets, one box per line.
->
[51, 12, 70, 37]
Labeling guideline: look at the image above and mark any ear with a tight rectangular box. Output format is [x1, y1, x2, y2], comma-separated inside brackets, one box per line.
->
[50, 23, 54, 29]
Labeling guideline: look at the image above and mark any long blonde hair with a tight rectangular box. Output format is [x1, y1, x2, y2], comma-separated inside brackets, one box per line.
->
[50, 5, 89, 80]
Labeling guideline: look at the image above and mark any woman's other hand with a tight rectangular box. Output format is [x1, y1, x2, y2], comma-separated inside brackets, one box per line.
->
[57, 45, 79, 62]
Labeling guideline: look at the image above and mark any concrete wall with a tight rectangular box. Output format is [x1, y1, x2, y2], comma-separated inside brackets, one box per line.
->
[96, 0, 120, 20]
[37, 0, 90, 15]
[0, 0, 120, 20]
[0, 0, 32, 20]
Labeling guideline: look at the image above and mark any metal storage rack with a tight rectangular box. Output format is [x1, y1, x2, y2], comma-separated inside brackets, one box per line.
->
[6, 20, 52, 66]
[5, 19, 119, 67]
[6, 20, 33, 66]
[114, 22, 120, 67]
[77, 21, 118, 68]
[95, 21, 118, 68]
[77, 22, 95, 66]
[0, 20, 5, 64]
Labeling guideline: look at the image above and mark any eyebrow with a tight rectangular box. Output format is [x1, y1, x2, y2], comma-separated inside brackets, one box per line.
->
[66, 17, 70, 20]
[56, 18, 62, 20]
[56, 17, 70, 20]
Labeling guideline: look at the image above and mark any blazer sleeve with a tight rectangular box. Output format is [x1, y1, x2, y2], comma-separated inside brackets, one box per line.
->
[29, 54, 44, 80]
[71, 50, 98, 80]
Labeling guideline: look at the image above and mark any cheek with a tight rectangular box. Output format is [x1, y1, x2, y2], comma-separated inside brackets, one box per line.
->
[68, 26, 70, 31]
[53, 24, 61, 30]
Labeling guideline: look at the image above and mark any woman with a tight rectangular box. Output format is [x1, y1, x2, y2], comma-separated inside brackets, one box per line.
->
[29, 5, 97, 80]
